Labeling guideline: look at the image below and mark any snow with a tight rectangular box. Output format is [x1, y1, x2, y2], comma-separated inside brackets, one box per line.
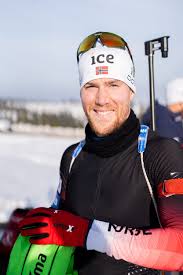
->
[0, 119, 11, 132]
[0, 133, 80, 222]
[12, 123, 85, 137]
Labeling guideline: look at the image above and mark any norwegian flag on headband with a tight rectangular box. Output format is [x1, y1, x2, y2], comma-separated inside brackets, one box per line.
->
[96, 66, 108, 75]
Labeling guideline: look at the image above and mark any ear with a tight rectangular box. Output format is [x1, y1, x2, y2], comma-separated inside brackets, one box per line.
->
[80, 86, 84, 99]
[129, 89, 135, 101]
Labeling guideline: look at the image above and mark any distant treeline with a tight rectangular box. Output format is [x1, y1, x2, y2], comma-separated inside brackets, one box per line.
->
[17, 109, 83, 128]
[0, 100, 84, 128]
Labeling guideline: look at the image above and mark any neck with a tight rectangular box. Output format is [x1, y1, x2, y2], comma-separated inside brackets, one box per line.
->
[84, 109, 140, 157]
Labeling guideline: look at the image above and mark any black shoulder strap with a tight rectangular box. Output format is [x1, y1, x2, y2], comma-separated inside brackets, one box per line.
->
[52, 141, 85, 209]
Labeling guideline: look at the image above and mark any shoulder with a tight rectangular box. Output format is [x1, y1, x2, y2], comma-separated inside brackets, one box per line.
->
[59, 142, 81, 178]
[60, 142, 80, 169]
[147, 131, 182, 156]
[144, 131, 183, 183]
[62, 142, 80, 159]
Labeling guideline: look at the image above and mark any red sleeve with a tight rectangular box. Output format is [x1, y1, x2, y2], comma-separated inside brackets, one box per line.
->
[87, 178, 183, 271]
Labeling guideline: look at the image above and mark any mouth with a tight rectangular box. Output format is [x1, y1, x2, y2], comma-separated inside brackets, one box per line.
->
[92, 109, 115, 120]
[95, 110, 114, 115]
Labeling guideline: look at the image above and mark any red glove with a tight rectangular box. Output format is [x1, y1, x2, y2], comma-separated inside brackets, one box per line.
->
[19, 207, 90, 246]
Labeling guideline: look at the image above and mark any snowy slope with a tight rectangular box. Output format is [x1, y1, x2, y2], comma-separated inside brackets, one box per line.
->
[0, 133, 80, 221]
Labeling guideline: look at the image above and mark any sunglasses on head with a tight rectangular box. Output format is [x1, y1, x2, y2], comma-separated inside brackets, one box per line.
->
[77, 31, 133, 63]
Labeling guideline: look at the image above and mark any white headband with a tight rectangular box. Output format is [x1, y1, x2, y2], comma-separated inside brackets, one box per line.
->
[78, 45, 136, 93]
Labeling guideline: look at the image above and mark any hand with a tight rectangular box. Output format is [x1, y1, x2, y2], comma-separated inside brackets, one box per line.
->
[19, 207, 90, 247]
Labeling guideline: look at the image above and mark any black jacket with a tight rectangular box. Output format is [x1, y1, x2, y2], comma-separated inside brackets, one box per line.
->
[58, 111, 183, 275]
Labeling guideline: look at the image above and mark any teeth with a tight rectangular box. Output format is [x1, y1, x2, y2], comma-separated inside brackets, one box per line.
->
[96, 111, 113, 115]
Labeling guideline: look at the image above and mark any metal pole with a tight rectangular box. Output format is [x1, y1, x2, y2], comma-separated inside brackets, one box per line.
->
[145, 36, 169, 132]
[148, 54, 156, 131]
[145, 36, 176, 275]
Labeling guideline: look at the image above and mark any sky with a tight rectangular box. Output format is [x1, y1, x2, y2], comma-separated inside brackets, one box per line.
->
[0, 0, 183, 106]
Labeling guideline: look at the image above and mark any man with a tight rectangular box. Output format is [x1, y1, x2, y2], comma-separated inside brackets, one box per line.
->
[20, 32, 183, 275]
[142, 78, 183, 144]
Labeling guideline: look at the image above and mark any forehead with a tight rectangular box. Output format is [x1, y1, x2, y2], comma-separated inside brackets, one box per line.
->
[86, 78, 123, 85]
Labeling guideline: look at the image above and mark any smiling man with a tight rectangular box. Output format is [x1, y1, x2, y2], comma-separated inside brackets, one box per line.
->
[20, 32, 183, 275]
[78, 40, 135, 137]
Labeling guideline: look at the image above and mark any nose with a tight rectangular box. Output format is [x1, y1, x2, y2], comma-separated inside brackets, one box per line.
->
[95, 85, 110, 106]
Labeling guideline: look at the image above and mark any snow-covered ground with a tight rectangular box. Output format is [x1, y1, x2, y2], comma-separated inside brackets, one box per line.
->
[0, 133, 80, 222]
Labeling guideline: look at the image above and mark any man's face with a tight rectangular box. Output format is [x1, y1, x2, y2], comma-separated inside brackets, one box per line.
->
[80, 78, 134, 136]
[168, 102, 183, 116]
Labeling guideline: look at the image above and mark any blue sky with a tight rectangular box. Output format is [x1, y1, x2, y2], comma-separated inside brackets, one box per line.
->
[0, 0, 183, 106]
